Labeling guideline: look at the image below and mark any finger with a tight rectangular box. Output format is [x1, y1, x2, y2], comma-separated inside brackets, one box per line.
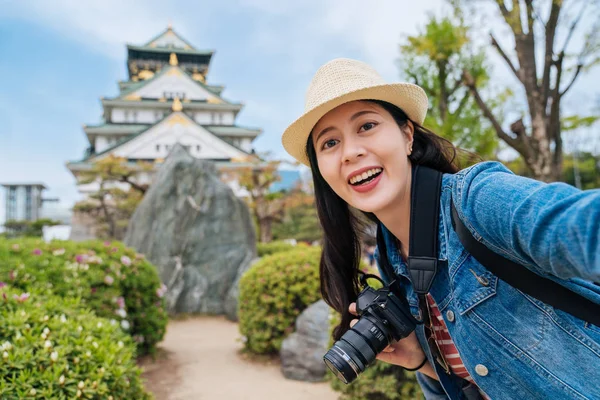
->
[348, 302, 357, 315]
[349, 319, 358, 328]
[376, 351, 396, 364]
[381, 346, 395, 353]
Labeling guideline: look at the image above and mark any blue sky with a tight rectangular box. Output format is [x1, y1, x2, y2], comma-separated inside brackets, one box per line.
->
[1, 0, 598, 224]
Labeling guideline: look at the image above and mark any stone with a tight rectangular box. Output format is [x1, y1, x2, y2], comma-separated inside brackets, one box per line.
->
[124, 144, 257, 320]
[280, 300, 330, 382]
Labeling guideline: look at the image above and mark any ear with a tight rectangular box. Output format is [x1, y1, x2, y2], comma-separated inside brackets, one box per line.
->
[403, 120, 415, 154]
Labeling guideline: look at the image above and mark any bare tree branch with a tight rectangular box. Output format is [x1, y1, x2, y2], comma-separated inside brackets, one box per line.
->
[496, 0, 510, 19]
[120, 176, 147, 194]
[541, 0, 563, 108]
[525, 0, 535, 35]
[560, 64, 584, 96]
[560, 0, 589, 57]
[490, 34, 521, 82]
[462, 70, 524, 152]
[454, 90, 471, 118]
[448, 76, 463, 97]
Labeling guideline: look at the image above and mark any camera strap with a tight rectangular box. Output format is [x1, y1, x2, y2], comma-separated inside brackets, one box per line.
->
[375, 164, 445, 295]
[407, 165, 445, 294]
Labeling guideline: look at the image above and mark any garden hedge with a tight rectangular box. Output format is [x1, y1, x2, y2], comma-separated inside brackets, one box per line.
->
[0, 286, 151, 399]
[0, 238, 168, 356]
[238, 246, 321, 354]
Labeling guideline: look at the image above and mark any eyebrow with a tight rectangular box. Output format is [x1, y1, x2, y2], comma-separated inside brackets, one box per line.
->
[314, 110, 379, 143]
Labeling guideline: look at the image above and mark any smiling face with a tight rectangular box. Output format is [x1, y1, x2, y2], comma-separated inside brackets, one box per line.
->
[311, 100, 414, 215]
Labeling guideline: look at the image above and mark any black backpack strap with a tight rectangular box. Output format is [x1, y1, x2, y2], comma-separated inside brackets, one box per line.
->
[375, 223, 397, 283]
[375, 165, 445, 293]
[450, 201, 600, 327]
[407, 165, 445, 294]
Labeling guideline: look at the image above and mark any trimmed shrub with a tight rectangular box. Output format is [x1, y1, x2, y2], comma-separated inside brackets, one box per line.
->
[238, 246, 321, 354]
[0, 286, 152, 399]
[329, 359, 423, 400]
[0, 238, 168, 356]
[256, 241, 302, 257]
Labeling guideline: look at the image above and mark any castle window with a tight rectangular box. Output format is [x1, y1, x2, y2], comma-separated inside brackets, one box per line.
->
[156, 144, 160, 152]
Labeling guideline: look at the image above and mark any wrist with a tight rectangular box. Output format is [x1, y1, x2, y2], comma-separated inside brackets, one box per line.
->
[403, 355, 428, 371]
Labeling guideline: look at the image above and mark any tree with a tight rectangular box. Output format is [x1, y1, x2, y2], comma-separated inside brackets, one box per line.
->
[272, 187, 322, 243]
[505, 151, 600, 189]
[2, 218, 60, 238]
[73, 155, 153, 239]
[225, 156, 289, 243]
[457, 0, 600, 181]
[399, 16, 499, 158]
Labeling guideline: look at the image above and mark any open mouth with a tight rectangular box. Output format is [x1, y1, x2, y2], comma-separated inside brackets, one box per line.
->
[349, 168, 383, 186]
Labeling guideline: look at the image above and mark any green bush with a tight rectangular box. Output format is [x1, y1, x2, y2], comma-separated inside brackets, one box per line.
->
[256, 241, 302, 257]
[329, 360, 423, 400]
[328, 309, 423, 400]
[238, 246, 322, 354]
[0, 238, 168, 356]
[0, 286, 152, 399]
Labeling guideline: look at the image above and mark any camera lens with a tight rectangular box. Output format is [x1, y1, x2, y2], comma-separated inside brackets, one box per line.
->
[323, 315, 390, 384]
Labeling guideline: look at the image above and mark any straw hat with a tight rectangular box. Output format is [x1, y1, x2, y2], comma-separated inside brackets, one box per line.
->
[282, 58, 429, 166]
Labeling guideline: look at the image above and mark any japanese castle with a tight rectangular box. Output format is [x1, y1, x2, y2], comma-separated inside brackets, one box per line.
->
[66, 25, 262, 196]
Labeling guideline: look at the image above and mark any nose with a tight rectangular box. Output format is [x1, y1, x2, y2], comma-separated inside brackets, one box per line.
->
[341, 137, 365, 164]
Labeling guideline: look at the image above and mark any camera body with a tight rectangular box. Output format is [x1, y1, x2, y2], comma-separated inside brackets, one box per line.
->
[323, 283, 418, 384]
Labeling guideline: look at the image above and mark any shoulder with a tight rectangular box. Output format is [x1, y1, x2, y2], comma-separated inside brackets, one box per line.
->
[442, 161, 518, 198]
[451, 161, 546, 204]
[455, 161, 516, 187]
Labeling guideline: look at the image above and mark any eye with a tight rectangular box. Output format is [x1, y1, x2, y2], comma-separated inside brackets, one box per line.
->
[359, 122, 377, 132]
[322, 138, 339, 150]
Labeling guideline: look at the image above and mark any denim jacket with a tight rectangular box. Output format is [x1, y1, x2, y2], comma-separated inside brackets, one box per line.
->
[375, 161, 600, 400]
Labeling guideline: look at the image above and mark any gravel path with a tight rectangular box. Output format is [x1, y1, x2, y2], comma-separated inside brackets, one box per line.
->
[139, 316, 339, 400]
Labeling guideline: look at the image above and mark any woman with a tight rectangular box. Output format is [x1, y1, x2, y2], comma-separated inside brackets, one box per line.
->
[281, 58, 600, 399]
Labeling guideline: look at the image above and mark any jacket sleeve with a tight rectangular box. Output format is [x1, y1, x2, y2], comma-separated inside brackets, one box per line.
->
[416, 372, 450, 399]
[453, 161, 600, 282]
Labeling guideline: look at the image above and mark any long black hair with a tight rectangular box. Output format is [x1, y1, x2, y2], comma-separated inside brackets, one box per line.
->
[306, 100, 474, 340]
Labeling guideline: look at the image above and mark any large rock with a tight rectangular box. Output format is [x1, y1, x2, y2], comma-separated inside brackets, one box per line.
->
[280, 300, 330, 382]
[124, 144, 256, 320]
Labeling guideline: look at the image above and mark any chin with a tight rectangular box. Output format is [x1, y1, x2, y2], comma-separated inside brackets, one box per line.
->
[350, 200, 386, 214]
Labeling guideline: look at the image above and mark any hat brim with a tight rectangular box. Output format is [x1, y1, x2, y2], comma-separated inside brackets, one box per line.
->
[282, 83, 428, 166]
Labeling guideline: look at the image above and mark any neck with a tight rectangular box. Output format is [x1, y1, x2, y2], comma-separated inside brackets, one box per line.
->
[374, 164, 412, 260]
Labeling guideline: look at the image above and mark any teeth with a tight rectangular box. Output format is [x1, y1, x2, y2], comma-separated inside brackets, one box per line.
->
[349, 168, 382, 184]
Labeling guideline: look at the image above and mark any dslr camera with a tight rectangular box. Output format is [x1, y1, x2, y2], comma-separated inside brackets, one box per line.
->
[323, 275, 418, 384]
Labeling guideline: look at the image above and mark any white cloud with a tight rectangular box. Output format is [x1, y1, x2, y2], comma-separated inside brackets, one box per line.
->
[2, 0, 598, 224]
[3, 0, 207, 59]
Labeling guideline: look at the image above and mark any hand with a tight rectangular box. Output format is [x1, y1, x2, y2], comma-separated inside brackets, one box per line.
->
[348, 302, 436, 378]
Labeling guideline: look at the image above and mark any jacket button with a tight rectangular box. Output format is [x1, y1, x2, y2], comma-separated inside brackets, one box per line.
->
[446, 310, 455, 322]
[475, 364, 489, 376]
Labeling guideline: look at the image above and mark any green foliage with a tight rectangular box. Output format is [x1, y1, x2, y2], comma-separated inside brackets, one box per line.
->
[327, 311, 423, 400]
[3, 219, 61, 239]
[238, 247, 322, 354]
[505, 152, 600, 189]
[562, 152, 600, 190]
[0, 238, 168, 356]
[225, 156, 286, 243]
[73, 155, 152, 240]
[272, 191, 322, 243]
[256, 241, 299, 257]
[561, 115, 599, 132]
[399, 15, 498, 158]
[0, 287, 152, 399]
